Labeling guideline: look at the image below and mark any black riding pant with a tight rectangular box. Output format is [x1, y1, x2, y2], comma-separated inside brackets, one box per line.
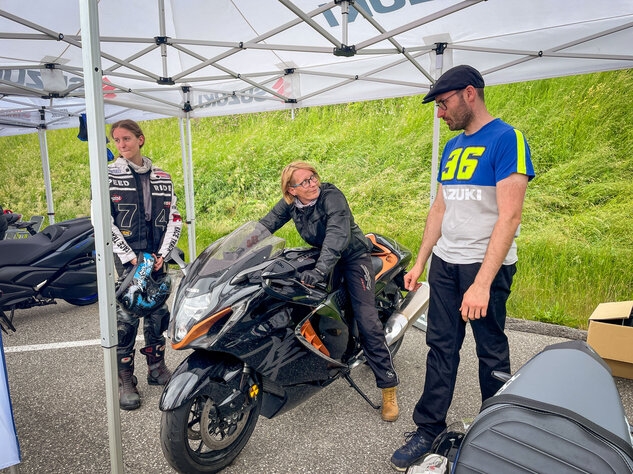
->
[116, 303, 169, 358]
[338, 253, 399, 389]
[413, 254, 515, 439]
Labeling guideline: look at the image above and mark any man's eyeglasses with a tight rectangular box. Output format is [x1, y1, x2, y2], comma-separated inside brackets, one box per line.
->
[290, 174, 318, 188]
[435, 90, 460, 111]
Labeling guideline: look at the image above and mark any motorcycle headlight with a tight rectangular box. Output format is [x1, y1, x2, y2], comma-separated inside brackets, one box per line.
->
[172, 292, 212, 343]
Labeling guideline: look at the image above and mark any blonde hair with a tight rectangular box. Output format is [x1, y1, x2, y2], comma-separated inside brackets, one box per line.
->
[281, 161, 320, 204]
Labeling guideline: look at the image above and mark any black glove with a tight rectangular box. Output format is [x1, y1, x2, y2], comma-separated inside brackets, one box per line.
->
[300, 268, 325, 287]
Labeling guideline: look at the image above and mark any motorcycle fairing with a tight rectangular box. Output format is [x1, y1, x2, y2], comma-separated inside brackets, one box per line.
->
[295, 307, 348, 365]
[41, 257, 97, 299]
[159, 350, 245, 411]
[0, 217, 97, 308]
[0, 217, 93, 266]
[170, 223, 286, 343]
[220, 304, 336, 385]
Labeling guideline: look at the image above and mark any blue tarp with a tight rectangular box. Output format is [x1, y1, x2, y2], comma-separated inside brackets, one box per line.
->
[0, 331, 20, 469]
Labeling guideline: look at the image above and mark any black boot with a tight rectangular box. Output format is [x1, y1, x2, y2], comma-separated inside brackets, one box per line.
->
[118, 352, 141, 410]
[140, 343, 172, 385]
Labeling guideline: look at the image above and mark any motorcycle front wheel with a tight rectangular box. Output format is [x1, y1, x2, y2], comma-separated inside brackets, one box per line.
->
[160, 391, 261, 474]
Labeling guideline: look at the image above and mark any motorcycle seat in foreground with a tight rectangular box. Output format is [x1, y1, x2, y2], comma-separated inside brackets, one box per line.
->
[453, 340, 633, 473]
[0, 217, 92, 266]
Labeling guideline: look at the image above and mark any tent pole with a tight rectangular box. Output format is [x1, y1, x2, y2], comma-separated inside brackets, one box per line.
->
[340, 1, 349, 46]
[78, 1, 124, 472]
[414, 42, 445, 331]
[429, 44, 445, 206]
[158, 0, 168, 78]
[179, 117, 195, 262]
[37, 127, 55, 224]
[429, 110, 440, 205]
[185, 116, 196, 260]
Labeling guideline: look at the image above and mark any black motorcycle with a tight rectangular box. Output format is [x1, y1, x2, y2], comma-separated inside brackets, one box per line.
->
[159, 221, 429, 473]
[0, 217, 98, 332]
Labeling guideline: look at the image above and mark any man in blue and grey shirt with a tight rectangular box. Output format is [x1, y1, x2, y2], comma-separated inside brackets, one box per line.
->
[391, 65, 535, 471]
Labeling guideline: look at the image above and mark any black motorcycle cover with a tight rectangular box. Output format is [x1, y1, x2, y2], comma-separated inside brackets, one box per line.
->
[454, 341, 633, 473]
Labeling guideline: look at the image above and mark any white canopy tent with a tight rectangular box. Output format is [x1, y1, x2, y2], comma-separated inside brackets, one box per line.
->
[2, 0, 633, 237]
[1, 0, 632, 471]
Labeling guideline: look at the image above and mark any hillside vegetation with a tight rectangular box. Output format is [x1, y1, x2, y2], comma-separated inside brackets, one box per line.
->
[1, 69, 632, 329]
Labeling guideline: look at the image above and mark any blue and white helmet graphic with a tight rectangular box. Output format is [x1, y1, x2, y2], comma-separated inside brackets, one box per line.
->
[115, 252, 171, 316]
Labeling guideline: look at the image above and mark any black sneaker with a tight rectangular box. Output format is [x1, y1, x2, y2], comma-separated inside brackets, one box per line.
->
[391, 430, 433, 471]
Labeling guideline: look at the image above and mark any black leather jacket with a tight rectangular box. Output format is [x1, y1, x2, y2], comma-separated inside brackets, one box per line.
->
[259, 182, 371, 276]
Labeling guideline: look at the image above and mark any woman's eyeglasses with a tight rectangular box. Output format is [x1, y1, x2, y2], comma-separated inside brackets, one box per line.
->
[290, 174, 318, 188]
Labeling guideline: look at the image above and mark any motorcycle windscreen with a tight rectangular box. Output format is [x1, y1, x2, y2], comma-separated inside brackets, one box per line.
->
[170, 222, 284, 336]
[194, 221, 285, 279]
[175, 221, 285, 303]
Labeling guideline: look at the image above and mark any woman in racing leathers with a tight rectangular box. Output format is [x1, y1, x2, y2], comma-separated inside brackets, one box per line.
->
[259, 161, 400, 422]
[108, 119, 182, 410]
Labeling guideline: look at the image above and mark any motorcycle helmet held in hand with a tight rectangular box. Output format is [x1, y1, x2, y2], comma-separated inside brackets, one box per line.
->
[115, 252, 171, 316]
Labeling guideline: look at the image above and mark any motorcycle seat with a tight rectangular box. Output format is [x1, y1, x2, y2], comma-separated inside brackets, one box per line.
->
[0, 217, 92, 266]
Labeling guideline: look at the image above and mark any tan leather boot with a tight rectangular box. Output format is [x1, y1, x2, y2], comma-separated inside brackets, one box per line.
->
[381, 386, 399, 422]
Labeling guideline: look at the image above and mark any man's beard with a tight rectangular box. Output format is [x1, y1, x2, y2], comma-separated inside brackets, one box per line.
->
[447, 97, 474, 131]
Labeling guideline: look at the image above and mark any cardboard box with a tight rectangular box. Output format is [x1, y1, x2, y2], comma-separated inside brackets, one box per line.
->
[587, 301, 633, 379]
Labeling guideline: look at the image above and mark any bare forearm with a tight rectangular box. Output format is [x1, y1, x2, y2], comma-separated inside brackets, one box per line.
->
[474, 214, 522, 287]
[404, 190, 445, 291]
[413, 204, 443, 271]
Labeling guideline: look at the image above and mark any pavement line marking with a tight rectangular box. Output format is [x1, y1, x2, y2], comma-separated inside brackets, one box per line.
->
[4, 335, 145, 354]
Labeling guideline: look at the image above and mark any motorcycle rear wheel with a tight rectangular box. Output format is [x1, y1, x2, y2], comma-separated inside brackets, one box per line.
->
[160, 391, 261, 474]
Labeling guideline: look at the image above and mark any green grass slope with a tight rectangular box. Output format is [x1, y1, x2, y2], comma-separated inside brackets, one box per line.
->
[1, 69, 632, 328]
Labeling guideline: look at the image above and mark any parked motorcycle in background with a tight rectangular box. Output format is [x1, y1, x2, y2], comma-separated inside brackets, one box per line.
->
[408, 340, 633, 473]
[159, 221, 429, 473]
[1, 209, 45, 240]
[0, 217, 98, 332]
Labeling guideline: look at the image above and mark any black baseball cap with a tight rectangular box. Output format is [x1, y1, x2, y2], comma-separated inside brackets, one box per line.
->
[422, 65, 485, 104]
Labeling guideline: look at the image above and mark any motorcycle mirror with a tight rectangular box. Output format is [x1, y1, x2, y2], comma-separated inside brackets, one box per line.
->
[261, 260, 296, 280]
[165, 247, 188, 276]
[262, 269, 295, 279]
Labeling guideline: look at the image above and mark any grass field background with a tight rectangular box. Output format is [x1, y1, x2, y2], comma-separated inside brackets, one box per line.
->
[1, 69, 632, 329]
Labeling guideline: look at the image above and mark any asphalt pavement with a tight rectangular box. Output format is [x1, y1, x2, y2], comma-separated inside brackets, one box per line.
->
[2, 295, 632, 474]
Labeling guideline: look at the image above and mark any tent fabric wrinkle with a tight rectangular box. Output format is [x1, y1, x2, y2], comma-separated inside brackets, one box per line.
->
[0, 0, 632, 136]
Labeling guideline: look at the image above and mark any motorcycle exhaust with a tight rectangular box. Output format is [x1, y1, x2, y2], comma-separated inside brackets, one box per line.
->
[385, 282, 430, 346]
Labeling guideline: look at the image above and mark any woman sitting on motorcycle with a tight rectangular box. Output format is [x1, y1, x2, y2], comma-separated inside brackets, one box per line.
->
[259, 161, 400, 422]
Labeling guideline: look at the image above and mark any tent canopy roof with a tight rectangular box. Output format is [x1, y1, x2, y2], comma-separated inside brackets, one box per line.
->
[1, 0, 632, 136]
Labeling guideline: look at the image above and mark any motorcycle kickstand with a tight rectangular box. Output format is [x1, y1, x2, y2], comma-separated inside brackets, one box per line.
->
[343, 373, 380, 410]
[1, 309, 16, 333]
